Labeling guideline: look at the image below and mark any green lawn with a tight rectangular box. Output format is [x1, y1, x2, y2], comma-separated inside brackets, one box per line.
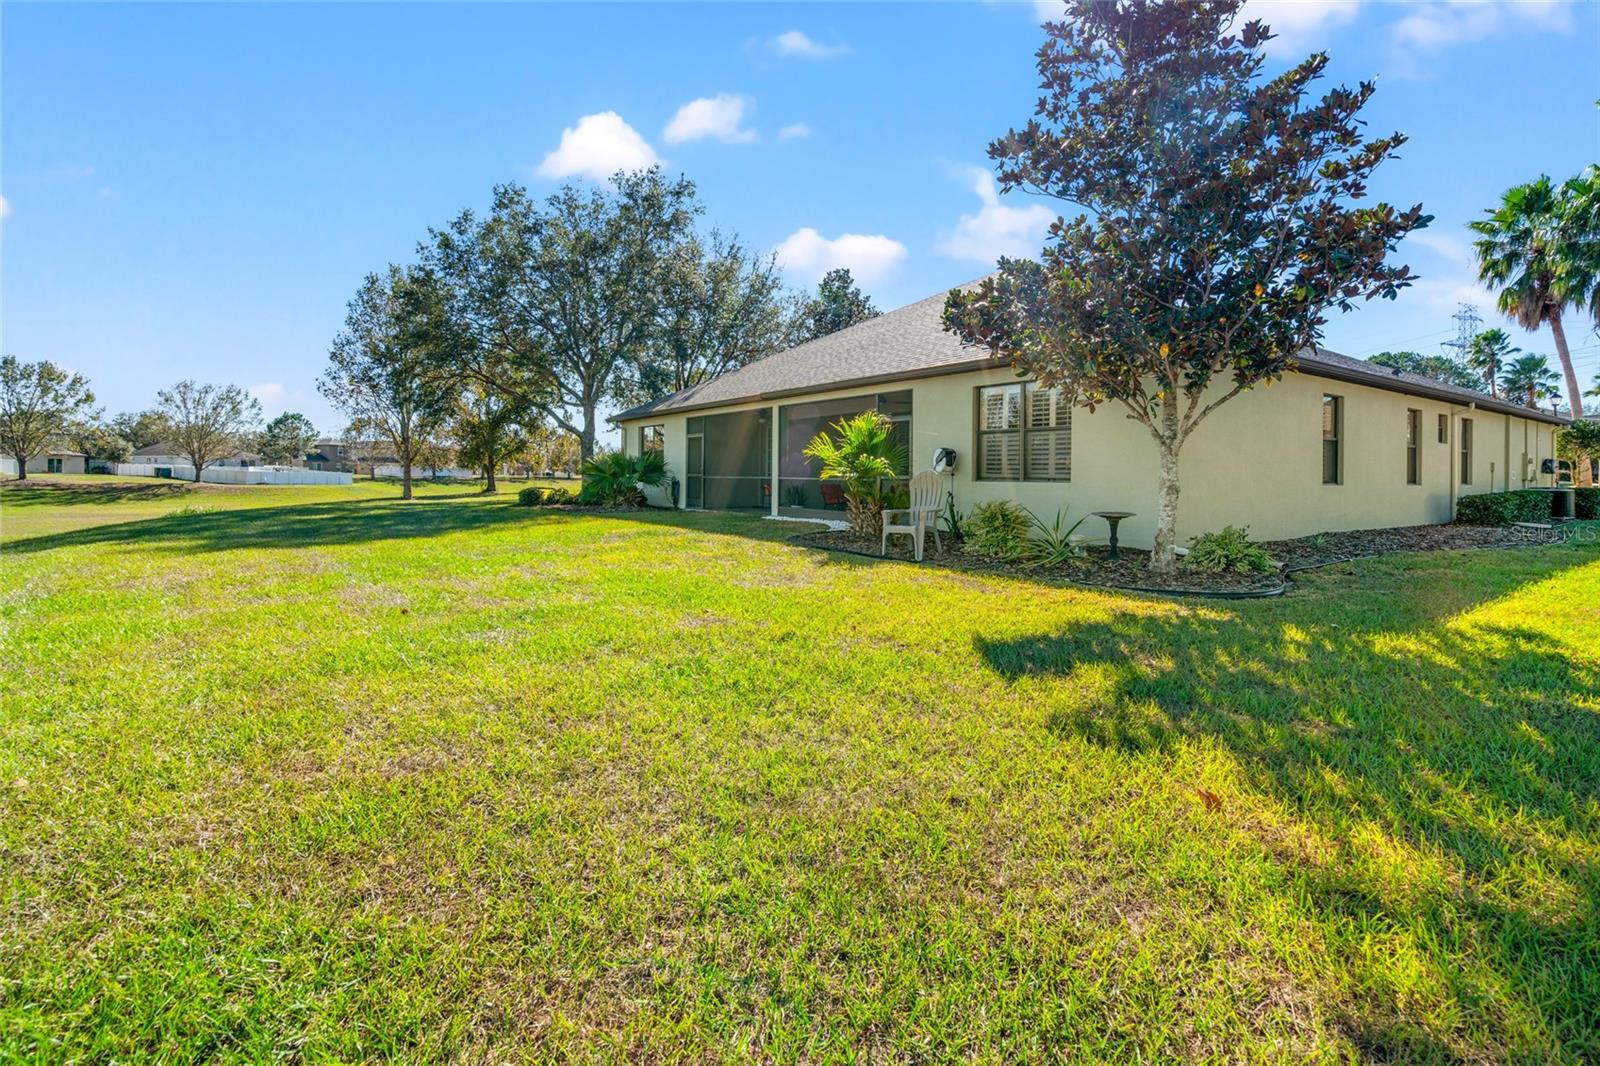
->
[2, 476, 1597, 1063]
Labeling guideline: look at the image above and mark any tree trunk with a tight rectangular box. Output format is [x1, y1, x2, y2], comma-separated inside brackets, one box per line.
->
[580, 401, 598, 462]
[1549, 312, 1583, 422]
[192, 462, 203, 484]
[401, 462, 413, 500]
[13, 455, 26, 481]
[483, 463, 497, 493]
[1150, 444, 1182, 573]
[846, 493, 880, 537]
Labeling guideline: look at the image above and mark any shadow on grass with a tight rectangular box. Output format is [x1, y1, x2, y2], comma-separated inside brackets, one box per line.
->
[0, 494, 809, 555]
[977, 586, 1600, 1060]
[0, 479, 222, 507]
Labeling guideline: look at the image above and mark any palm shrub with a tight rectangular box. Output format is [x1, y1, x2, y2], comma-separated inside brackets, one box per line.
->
[962, 501, 1033, 560]
[1184, 526, 1276, 573]
[802, 411, 906, 536]
[579, 451, 669, 508]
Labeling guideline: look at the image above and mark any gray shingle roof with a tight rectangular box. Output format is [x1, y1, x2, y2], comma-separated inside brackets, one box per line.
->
[614, 285, 1568, 426]
[612, 285, 999, 421]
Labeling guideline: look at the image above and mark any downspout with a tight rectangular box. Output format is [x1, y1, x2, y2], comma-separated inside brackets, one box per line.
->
[1503, 416, 1510, 492]
[1447, 403, 1458, 520]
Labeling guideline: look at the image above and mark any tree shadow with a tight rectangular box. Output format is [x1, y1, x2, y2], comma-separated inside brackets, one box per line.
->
[975, 575, 1600, 1059]
[0, 496, 816, 556]
[0, 480, 216, 507]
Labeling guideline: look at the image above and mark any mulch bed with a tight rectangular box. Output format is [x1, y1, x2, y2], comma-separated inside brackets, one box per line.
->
[1261, 523, 1562, 571]
[793, 521, 1569, 598]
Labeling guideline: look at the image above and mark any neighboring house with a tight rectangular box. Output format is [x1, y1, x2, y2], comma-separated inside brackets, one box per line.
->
[612, 286, 1566, 547]
[304, 440, 395, 473]
[131, 442, 261, 468]
[0, 449, 88, 476]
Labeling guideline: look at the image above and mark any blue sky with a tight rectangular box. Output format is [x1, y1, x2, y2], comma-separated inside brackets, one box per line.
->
[4, 1, 1598, 443]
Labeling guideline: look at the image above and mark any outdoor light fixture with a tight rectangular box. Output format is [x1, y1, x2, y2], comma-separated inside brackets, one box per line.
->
[933, 447, 957, 473]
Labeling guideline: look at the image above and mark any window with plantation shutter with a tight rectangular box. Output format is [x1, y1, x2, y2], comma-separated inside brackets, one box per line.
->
[1024, 383, 1071, 480]
[975, 382, 1071, 481]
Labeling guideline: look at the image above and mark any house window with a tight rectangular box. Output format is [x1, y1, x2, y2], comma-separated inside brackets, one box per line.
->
[1406, 409, 1421, 485]
[640, 425, 664, 456]
[1437, 412, 1448, 444]
[1460, 417, 1473, 485]
[975, 382, 1070, 481]
[47, 458, 63, 473]
[1321, 395, 1342, 485]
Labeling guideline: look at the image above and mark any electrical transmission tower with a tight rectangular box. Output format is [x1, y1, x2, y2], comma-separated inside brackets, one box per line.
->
[1440, 303, 1481, 363]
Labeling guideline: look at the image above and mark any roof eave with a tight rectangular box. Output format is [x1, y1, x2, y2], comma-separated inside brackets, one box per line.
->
[1294, 360, 1570, 425]
[611, 355, 1006, 424]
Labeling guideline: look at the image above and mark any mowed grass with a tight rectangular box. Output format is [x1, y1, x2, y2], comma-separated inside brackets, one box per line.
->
[1, 476, 1597, 1063]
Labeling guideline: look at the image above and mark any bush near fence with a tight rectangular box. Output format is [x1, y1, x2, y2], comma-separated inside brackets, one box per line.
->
[1455, 489, 1554, 525]
[1575, 488, 1599, 520]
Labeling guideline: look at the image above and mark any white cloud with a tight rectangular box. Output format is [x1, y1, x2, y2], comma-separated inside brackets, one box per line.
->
[536, 111, 660, 182]
[1241, 0, 1361, 56]
[770, 30, 849, 59]
[774, 227, 907, 288]
[0, 194, 10, 221]
[936, 167, 1056, 264]
[778, 123, 812, 141]
[1406, 228, 1476, 270]
[664, 94, 756, 145]
[1395, 0, 1570, 51]
[248, 383, 286, 404]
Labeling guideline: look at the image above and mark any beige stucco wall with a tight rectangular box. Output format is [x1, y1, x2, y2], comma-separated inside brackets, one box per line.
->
[620, 366, 1560, 549]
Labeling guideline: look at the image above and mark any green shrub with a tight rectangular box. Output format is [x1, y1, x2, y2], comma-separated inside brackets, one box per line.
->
[1455, 490, 1552, 525]
[579, 451, 669, 507]
[962, 501, 1033, 560]
[1574, 487, 1598, 520]
[517, 485, 576, 506]
[1184, 525, 1276, 573]
[1025, 509, 1089, 567]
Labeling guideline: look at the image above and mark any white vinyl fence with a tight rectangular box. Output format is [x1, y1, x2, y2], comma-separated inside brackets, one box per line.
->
[0, 458, 15, 476]
[373, 464, 481, 480]
[113, 463, 353, 486]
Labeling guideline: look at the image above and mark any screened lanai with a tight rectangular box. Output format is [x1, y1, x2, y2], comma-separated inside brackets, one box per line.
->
[775, 390, 911, 517]
[677, 390, 912, 517]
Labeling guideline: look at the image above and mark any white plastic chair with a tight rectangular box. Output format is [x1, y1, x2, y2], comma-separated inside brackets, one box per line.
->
[881, 470, 944, 561]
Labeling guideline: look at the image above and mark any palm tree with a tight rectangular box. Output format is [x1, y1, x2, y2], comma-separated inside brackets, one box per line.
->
[1465, 328, 1518, 398]
[802, 410, 907, 536]
[1500, 353, 1560, 409]
[1471, 170, 1600, 424]
[1465, 326, 1510, 396]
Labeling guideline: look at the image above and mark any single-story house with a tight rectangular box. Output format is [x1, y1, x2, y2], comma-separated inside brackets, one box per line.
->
[131, 442, 261, 468]
[611, 286, 1566, 548]
[0, 449, 88, 476]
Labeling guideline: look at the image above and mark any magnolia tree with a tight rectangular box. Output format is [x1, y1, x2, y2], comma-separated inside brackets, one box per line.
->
[943, 0, 1428, 571]
[154, 381, 261, 482]
[0, 356, 96, 480]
